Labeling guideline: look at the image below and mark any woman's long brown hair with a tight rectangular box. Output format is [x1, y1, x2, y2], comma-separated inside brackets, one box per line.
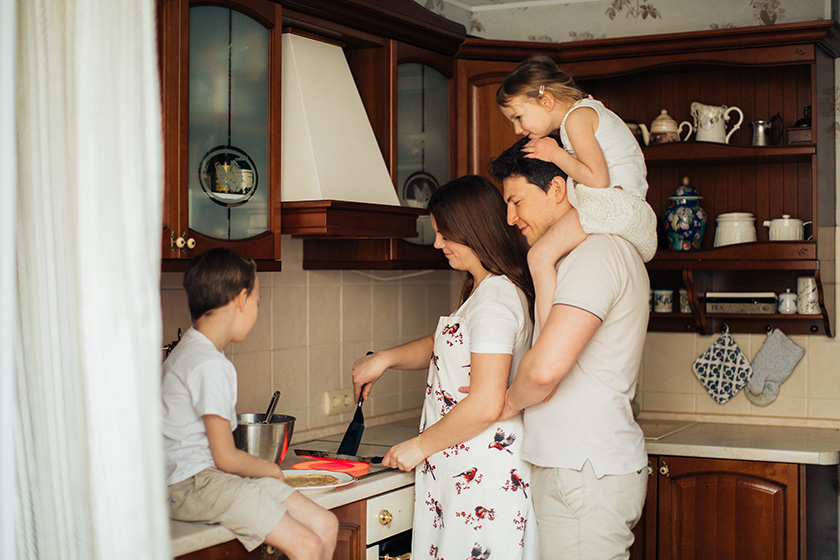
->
[428, 175, 535, 321]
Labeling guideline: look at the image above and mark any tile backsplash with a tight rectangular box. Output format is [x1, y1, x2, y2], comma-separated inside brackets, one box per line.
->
[160, 236, 457, 441]
[636, 228, 840, 427]
[162, 230, 840, 437]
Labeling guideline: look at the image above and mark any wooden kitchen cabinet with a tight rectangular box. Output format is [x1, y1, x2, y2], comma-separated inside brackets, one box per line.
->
[630, 455, 838, 560]
[158, 0, 283, 271]
[281, 1, 464, 270]
[455, 21, 839, 336]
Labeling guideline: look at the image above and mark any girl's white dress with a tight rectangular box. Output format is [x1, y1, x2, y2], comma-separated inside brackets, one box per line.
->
[411, 275, 539, 560]
[560, 98, 658, 262]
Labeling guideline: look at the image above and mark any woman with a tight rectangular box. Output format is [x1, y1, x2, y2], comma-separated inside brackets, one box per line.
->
[351, 175, 538, 560]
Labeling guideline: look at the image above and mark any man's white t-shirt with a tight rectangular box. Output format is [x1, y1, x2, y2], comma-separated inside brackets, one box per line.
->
[523, 234, 649, 478]
[162, 328, 238, 485]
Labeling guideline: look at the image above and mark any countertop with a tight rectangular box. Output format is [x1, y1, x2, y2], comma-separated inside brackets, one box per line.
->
[639, 419, 840, 465]
[169, 417, 840, 557]
[169, 419, 418, 557]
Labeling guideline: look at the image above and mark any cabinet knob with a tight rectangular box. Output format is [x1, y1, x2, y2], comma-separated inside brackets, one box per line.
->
[379, 509, 393, 527]
[186, 237, 196, 249]
[659, 460, 670, 478]
[647, 461, 654, 477]
[174, 236, 186, 249]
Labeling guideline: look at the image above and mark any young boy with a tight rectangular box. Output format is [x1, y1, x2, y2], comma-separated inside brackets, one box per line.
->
[162, 248, 338, 560]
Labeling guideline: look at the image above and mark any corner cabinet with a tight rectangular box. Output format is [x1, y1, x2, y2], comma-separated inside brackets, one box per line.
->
[630, 455, 838, 560]
[455, 21, 838, 336]
[158, 0, 283, 271]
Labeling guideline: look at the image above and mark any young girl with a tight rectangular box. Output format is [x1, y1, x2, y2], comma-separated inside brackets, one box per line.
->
[351, 176, 538, 560]
[497, 54, 657, 328]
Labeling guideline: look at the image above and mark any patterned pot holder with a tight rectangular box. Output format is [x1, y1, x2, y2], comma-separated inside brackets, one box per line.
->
[692, 325, 753, 404]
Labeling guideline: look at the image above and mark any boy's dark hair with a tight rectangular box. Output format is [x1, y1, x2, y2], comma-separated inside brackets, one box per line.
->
[183, 248, 257, 322]
[487, 135, 568, 192]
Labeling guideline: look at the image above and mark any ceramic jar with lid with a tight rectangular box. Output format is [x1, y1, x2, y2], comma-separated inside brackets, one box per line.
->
[662, 176, 707, 250]
[649, 109, 694, 144]
[778, 289, 797, 314]
[714, 212, 757, 247]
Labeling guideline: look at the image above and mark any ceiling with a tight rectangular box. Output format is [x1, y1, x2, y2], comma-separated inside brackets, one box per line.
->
[445, 0, 597, 10]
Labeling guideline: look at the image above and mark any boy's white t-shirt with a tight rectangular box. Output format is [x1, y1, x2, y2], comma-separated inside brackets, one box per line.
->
[162, 327, 238, 486]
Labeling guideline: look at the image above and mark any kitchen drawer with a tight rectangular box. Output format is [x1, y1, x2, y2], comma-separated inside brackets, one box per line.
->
[366, 485, 414, 545]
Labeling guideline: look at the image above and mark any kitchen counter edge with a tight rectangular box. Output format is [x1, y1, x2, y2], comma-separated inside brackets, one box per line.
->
[169, 468, 414, 557]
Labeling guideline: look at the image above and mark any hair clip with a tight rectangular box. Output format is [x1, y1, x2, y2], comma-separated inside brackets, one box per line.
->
[538, 85, 545, 97]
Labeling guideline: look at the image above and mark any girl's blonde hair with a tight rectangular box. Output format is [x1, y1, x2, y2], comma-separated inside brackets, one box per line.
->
[496, 54, 583, 107]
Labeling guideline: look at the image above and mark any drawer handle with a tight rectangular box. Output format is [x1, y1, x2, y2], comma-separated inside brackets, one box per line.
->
[659, 460, 670, 478]
[379, 509, 393, 528]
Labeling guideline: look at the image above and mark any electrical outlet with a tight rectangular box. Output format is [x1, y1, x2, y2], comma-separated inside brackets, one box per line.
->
[324, 388, 355, 415]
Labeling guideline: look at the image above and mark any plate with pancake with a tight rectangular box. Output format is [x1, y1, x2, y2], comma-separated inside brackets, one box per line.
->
[282, 470, 355, 491]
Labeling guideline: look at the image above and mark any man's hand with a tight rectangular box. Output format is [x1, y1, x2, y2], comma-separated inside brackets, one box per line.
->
[497, 390, 522, 421]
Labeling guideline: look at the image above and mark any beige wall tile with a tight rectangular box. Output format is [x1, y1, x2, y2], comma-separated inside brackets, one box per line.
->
[273, 285, 308, 349]
[309, 285, 341, 346]
[641, 333, 698, 394]
[373, 284, 400, 341]
[160, 284, 191, 344]
[644, 391, 696, 413]
[750, 396, 808, 418]
[232, 350, 273, 415]
[807, 399, 840, 420]
[272, 347, 308, 430]
[696, 387, 750, 415]
[307, 344, 342, 429]
[807, 337, 840, 400]
[401, 283, 429, 340]
[343, 284, 373, 343]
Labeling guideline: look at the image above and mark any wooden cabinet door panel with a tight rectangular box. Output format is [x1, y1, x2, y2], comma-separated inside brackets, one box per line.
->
[657, 456, 799, 560]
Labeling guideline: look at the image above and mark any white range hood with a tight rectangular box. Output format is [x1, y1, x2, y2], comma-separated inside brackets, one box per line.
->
[281, 33, 400, 207]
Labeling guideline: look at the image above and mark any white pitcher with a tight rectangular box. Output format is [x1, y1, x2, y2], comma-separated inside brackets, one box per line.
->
[690, 102, 744, 144]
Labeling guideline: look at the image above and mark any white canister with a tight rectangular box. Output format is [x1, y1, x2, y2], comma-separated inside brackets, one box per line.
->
[777, 289, 797, 314]
[652, 289, 674, 313]
[763, 214, 811, 241]
[679, 288, 691, 313]
[713, 212, 757, 247]
[796, 276, 820, 315]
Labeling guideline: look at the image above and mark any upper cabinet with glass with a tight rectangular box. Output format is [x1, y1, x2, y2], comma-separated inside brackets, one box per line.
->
[159, 0, 282, 269]
[397, 61, 450, 246]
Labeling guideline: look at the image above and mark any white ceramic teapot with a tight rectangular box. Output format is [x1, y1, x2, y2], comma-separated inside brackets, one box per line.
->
[645, 110, 693, 144]
[690, 102, 744, 144]
[763, 214, 811, 241]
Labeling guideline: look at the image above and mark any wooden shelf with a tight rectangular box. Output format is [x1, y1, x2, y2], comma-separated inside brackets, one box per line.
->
[301, 238, 449, 270]
[642, 142, 814, 163]
[647, 242, 818, 270]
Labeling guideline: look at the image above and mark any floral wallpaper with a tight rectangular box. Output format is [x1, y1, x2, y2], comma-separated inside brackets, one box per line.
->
[417, 0, 828, 43]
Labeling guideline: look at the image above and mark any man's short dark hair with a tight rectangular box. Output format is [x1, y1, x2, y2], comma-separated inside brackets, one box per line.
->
[487, 135, 569, 192]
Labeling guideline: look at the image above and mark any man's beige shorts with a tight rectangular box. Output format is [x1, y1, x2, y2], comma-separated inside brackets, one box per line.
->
[168, 467, 296, 551]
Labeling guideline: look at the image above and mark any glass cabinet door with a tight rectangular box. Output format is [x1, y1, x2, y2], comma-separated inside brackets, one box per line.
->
[189, 6, 269, 240]
[397, 63, 449, 244]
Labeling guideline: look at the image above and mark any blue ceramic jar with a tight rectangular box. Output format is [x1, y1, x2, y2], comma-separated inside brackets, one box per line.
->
[663, 176, 707, 250]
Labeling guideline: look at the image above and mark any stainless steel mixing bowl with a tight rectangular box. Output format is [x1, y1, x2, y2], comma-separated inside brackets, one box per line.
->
[233, 413, 295, 464]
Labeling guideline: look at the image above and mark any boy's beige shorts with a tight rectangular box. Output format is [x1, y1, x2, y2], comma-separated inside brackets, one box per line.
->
[168, 467, 296, 551]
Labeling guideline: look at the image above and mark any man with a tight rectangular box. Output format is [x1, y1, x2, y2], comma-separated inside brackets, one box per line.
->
[488, 136, 649, 559]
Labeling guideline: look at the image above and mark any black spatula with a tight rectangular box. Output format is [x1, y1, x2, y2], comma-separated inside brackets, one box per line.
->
[337, 384, 366, 455]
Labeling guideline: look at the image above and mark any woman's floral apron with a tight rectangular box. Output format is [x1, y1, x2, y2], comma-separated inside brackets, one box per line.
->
[411, 314, 538, 560]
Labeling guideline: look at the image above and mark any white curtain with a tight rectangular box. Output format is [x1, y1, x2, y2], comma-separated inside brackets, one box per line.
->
[2, 0, 18, 558]
[15, 0, 170, 558]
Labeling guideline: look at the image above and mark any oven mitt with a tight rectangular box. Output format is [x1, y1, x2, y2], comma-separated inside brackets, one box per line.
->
[745, 329, 804, 407]
[692, 325, 752, 404]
